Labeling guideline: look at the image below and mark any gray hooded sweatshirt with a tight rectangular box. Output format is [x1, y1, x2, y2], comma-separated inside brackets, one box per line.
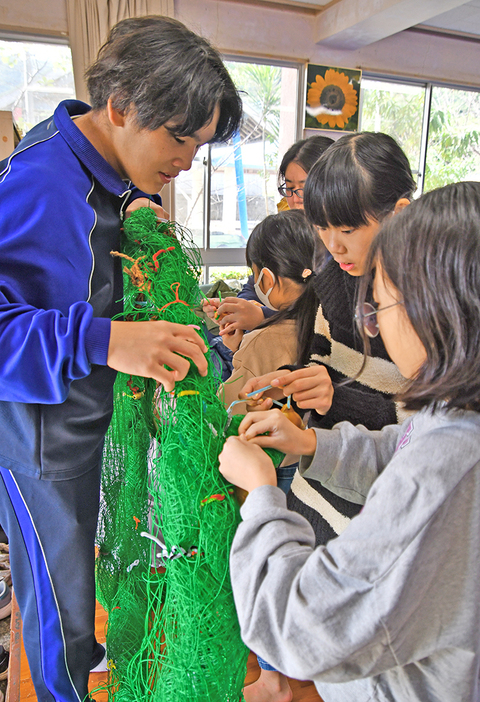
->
[230, 407, 480, 701]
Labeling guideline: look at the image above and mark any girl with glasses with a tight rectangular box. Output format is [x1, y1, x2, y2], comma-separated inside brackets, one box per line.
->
[202, 136, 333, 334]
[277, 135, 334, 212]
[220, 181, 480, 702]
[237, 131, 415, 702]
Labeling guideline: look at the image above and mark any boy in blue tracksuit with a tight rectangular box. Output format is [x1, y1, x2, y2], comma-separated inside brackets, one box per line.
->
[0, 16, 242, 702]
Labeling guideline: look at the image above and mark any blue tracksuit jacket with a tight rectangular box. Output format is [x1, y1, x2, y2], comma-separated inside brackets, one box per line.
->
[0, 99, 152, 479]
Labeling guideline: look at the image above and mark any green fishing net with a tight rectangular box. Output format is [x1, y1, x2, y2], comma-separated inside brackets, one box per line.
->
[95, 207, 251, 701]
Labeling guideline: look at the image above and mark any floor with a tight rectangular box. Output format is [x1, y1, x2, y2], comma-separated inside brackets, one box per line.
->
[8, 597, 322, 701]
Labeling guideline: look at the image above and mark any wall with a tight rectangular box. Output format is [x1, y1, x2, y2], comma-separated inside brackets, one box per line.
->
[0, 0, 67, 37]
[176, 0, 480, 88]
[0, 0, 478, 87]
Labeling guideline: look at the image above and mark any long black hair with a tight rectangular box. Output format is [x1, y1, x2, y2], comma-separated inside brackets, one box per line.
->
[86, 16, 242, 142]
[246, 210, 318, 366]
[304, 132, 416, 228]
[277, 135, 334, 192]
[359, 181, 480, 412]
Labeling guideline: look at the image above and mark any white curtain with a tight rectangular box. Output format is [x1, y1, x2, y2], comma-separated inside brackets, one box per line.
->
[66, 0, 175, 102]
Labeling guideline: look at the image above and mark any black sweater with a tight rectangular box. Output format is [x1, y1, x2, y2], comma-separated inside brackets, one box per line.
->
[287, 259, 408, 545]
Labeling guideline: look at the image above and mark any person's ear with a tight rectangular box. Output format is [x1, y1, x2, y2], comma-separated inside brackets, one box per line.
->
[106, 98, 126, 128]
[260, 268, 276, 292]
[393, 198, 410, 215]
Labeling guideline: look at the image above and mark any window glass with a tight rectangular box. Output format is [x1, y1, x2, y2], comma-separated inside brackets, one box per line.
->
[207, 266, 250, 285]
[175, 59, 299, 250]
[174, 144, 208, 249]
[424, 86, 480, 191]
[0, 39, 75, 135]
[360, 79, 425, 179]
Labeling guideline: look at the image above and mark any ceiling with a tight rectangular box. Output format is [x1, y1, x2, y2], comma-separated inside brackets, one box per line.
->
[222, 0, 480, 47]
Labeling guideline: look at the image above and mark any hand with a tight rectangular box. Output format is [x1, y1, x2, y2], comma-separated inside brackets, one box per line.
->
[202, 297, 220, 320]
[238, 409, 317, 456]
[270, 366, 334, 414]
[219, 435, 277, 492]
[107, 320, 208, 391]
[239, 370, 292, 410]
[220, 323, 244, 352]
[216, 298, 265, 333]
[125, 198, 169, 221]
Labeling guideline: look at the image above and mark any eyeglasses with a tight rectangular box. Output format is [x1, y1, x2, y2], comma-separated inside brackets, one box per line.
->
[355, 301, 404, 338]
[278, 184, 304, 199]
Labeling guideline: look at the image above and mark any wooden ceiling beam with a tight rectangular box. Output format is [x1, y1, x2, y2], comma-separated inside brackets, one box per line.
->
[314, 0, 470, 49]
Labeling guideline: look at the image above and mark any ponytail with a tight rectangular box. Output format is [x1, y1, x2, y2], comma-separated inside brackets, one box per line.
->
[256, 269, 318, 366]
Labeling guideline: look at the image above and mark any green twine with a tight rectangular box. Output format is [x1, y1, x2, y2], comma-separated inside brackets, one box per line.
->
[95, 208, 249, 701]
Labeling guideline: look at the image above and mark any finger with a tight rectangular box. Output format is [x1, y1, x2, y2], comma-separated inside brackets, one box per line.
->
[238, 410, 272, 434]
[295, 396, 332, 413]
[223, 434, 243, 449]
[270, 373, 292, 388]
[172, 327, 208, 353]
[239, 375, 276, 398]
[150, 366, 176, 392]
[247, 434, 282, 449]
[240, 386, 266, 400]
[243, 418, 278, 440]
[285, 378, 329, 396]
[247, 397, 273, 411]
[155, 206, 170, 220]
[219, 319, 242, 334]
[240, 411, 282, 438]
[205, 298, 220, 308]
[155, 349, 191, 381]
[216, 302, 237, 316]
[292, 386, 329, 402]
[163, 340, 208, 377]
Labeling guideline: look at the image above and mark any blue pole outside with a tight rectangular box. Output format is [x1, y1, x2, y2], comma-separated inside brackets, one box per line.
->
[232, 130, 249, 241]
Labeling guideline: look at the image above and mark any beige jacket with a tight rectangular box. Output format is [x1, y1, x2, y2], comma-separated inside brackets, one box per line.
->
[219, 319, 299, 466]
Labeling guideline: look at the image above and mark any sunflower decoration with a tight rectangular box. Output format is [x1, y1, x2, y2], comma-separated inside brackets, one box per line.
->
[306, 67, 359, 130]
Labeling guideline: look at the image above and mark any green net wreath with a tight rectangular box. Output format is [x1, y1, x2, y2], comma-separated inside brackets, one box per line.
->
[94, 206, 261, 702]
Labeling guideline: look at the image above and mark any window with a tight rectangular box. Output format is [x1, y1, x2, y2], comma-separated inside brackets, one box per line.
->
[360, 79, 425, 182]
[425, 86, 480, 190]
[0, 38, 75, 135]
[360, 76, 480, 196]
[174, 57, 300, 282]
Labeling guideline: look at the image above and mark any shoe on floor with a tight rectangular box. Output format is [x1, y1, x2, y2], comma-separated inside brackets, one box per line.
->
[90, 641, 108, 673]
[0, 645, 9, 681]
[0, 581, 11, 621]
[0, 545, 10, 588]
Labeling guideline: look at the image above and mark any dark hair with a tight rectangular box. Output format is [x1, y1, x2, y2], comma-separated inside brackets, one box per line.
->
[86, 16, 242, 141]
[359, 181, 480, 413]
[246, 210, 318, 366]
[304, 132, 416, 228]
[278, 135, 334, 191]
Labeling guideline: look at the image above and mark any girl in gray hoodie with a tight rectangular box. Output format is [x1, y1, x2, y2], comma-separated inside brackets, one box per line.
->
[220, 181, 480, 702]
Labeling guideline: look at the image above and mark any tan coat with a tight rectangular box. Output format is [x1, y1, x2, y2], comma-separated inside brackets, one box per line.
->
[219, 319, 299, 466]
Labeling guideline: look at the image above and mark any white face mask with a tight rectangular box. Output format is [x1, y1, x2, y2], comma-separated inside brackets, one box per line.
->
[254, 267, 278, 311]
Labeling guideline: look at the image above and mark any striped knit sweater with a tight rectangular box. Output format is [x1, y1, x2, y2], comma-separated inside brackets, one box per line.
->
[287, 258, 409, 546]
